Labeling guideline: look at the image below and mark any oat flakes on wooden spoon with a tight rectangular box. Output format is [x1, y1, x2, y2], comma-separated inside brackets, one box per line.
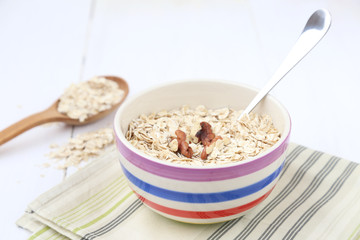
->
[0, 76, 129, 145]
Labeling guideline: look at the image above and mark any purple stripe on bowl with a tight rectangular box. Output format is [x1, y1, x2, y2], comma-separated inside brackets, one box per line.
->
[115, 133, 290, 182]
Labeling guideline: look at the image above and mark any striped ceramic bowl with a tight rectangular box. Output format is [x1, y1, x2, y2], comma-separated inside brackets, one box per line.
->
[114, 80, 291, 224]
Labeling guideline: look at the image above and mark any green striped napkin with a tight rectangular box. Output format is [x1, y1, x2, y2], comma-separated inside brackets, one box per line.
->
[17, 143, 360, 240]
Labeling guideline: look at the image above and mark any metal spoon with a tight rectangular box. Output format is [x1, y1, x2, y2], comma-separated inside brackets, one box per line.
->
[0, 76, 129, 145]
[238, 9, 331, 120]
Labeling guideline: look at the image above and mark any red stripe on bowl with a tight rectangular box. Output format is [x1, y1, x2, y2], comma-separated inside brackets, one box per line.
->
[133, 186, 275, 219]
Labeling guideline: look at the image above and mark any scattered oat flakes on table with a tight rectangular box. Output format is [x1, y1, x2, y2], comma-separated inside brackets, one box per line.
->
[46, 128, 114, 169]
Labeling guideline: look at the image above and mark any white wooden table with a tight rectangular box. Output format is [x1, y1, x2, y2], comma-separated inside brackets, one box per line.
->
[1, 1, 359, 238]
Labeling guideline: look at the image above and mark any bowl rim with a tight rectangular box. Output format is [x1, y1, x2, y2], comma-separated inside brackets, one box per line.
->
[113, 79, 291, 170]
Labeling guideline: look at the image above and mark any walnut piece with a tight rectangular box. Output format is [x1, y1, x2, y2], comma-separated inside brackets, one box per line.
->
[195, 122, 222, 160]
[175, 130, 193, 158]
[196, 122, 215, 147]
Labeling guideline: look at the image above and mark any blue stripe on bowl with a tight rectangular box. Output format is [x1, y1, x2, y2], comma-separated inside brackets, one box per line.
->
[121, 162, 284, 203]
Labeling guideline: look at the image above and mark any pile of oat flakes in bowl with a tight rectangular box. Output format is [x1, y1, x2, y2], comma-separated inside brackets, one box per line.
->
[126, 105, 281, 166]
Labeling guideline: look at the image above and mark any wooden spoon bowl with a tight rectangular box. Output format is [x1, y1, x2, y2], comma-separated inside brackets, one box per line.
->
[0, 76, 129, 145]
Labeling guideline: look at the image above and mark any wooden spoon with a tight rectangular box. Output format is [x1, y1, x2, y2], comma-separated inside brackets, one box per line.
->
[0, 76, 129, 145]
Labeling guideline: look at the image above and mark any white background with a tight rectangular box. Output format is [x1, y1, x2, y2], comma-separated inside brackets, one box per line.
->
[0, 0, 359, 238]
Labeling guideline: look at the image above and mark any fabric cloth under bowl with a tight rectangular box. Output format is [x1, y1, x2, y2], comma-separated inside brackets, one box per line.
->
[17, 143, 360, 240]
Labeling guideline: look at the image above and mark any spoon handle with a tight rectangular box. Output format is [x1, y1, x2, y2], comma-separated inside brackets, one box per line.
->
[239, 9, 331, 119]
[0, 105, 62, 146]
